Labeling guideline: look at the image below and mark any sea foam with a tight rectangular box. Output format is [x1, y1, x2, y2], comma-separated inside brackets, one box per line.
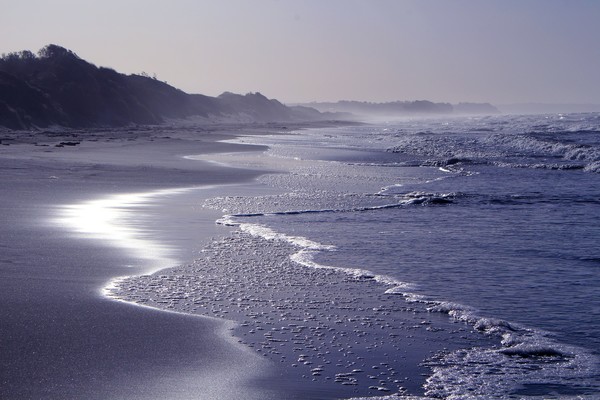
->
[216, 204, 600, 399]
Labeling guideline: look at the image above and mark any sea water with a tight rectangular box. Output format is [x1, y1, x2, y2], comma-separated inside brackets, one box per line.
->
[205, 113, 600, 398]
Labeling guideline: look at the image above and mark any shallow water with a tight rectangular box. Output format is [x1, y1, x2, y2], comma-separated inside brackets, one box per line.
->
[198, 113, 600, 398]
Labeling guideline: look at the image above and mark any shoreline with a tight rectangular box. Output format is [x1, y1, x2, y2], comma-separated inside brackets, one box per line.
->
[5, 118, 598, 398]
[0, 122, 321, 399]
[55, 184, 230, 298]
[104, 121, 600, 399]
[100, 126, 494, 399]
[5, 119, 546, 399]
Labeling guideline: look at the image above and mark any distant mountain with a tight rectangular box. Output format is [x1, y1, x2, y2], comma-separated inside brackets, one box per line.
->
[300, 100, 499, 117]
[215, 91, 324, 122]
[0, 44, 329, 130]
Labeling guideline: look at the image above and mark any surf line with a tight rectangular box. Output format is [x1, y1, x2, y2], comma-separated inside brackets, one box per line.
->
[53, 185, 221, 299]
[218, 213, 599, 387]
[216, 214, 415, 293]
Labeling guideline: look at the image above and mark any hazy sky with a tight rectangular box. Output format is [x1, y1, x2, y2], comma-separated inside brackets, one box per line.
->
[2, 0, 599, 104]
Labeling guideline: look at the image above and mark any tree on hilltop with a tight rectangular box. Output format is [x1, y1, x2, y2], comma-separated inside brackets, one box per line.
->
[37, 44, 80, 59]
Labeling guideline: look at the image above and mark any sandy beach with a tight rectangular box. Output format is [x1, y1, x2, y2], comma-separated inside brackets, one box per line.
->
[0, 122, 316, 400]
[0, 120, 503, 399]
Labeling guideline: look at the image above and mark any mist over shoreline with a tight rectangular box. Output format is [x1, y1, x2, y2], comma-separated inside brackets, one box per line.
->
[2, 44, 599, 132]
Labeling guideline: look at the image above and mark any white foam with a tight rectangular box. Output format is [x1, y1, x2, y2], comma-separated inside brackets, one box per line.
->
[219, 214, 416, 308]
[217, 216, 333, 251]
[584, 160, 600, 173]
[424, 340, 599, 399]
[225, 210, 600, 398]
[419, 297, 600, 398]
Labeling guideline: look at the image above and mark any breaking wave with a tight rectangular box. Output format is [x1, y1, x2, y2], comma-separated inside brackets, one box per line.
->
[218, 211, 600, 399]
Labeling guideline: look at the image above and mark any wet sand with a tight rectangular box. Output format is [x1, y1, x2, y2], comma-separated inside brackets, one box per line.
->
[0, 120, 491, 399]
[0, 122, 318, 400]
[109, 227, 495, 399]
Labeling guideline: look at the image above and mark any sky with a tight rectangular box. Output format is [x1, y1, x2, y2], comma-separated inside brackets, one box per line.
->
[2, 0, 600, 105]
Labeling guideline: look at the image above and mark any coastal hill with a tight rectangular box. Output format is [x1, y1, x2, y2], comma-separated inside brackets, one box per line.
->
[0, 45, 326, 130]
[0, 44, 501, 130]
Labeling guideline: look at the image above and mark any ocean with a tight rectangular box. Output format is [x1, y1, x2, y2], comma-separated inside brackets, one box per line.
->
[195, 113, 600, 398]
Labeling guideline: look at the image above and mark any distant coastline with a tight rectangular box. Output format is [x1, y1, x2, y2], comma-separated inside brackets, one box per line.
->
[4, 44, 595, 132]
[296, 100, 500, 117]
[1, 44, 500, 131]
[296, 101, 600, 117]
[0, 45, 337, 130]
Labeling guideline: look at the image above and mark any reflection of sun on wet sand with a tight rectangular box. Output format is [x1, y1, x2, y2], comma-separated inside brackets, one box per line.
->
[110, 231, 492, 398]
[55, 188, 194, 271]
[0, 122, 349, 400]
